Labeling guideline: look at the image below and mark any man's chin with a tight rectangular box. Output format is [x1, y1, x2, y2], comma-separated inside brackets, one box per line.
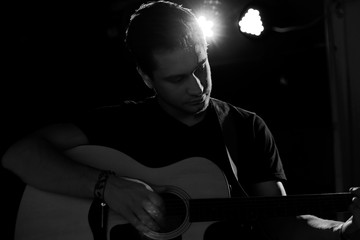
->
[189, 101, 209, 115]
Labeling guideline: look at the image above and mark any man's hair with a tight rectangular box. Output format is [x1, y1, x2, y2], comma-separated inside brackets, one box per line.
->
[125, 0, 207, 77]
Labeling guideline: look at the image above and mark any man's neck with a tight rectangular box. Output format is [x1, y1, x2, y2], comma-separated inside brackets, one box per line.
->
[156, 98, 209, 127]
[180, 111, 207, 127]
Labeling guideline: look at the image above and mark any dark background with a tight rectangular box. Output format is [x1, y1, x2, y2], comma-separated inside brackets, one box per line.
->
[2, 0, 337, 238]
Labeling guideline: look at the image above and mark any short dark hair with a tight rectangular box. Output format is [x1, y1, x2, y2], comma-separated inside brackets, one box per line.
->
[125, 0, 207, 77]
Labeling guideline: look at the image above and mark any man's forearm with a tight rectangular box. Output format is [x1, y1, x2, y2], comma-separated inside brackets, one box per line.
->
[1, 135, 98, 199]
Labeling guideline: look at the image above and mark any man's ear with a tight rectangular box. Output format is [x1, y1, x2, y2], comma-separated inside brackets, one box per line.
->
[137, 67, 153, 89]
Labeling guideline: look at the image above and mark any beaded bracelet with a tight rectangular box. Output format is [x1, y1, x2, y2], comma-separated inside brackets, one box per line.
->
[94, 170, 116, 203]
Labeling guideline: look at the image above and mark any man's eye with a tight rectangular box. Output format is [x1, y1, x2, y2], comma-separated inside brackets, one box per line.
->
[169, 76, 185, 83]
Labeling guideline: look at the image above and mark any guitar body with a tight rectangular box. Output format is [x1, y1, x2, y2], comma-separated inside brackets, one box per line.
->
[15, 145, 232, 240]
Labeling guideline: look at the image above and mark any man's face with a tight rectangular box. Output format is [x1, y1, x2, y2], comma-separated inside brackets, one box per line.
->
[149, 44, 212, 121]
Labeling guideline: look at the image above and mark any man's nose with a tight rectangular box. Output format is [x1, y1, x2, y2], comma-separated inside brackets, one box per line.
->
[187, 74, 204, 95]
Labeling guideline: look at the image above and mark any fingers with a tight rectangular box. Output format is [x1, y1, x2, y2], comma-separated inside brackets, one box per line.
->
[135, 190, 166, 232]
[148, 189, 164, 207]
[143, 198, 166, 228]
[137, 204, 162, 232]
[350, 187, 360, 197]
[123, 197, 164, 233]
[349, 196, 360, 214]
[143, 199, 162, 218]
[349, 187, 360, 211]
[349, 187, 360, 227]
[118, 199, 162, 234]
[121, 207, 152, 234]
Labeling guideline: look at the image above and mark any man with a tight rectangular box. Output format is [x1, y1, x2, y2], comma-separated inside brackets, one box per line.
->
[2, 1, 359, 239]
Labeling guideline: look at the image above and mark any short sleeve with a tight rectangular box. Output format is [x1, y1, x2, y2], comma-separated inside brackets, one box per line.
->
[251, 114, 287, 183]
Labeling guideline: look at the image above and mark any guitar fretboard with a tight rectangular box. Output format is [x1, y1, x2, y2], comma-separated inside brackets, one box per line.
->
[189, 192, 352, 222]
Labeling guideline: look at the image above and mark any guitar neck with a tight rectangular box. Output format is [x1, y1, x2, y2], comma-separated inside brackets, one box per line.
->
[189, 192, 352, 222]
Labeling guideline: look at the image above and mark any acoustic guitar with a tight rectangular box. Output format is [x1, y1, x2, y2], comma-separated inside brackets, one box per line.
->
[14, 145, 352, 240]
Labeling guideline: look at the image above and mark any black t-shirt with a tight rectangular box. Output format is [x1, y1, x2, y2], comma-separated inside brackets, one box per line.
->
[74, 97, 286, 196]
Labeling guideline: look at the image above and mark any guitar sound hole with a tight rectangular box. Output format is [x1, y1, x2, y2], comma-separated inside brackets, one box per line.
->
[159, 192, 187, 233]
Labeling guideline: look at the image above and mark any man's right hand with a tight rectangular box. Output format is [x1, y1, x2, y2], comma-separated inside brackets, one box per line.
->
[104, 175, 166, 234]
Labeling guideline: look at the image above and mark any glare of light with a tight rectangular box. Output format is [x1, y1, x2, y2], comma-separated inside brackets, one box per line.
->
[238, 8, 264, 36]
[197, 15, 214, 38]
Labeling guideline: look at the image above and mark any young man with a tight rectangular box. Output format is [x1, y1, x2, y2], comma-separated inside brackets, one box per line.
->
[2, 1, 359, 239]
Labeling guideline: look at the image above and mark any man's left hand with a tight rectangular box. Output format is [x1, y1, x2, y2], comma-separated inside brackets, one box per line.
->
[341, 187, 360, 239]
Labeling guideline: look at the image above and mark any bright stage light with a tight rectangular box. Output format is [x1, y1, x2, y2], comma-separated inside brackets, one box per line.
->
[197, 15, 215, 38]
[238, 8, 264, 36]
[238, 0, 321, 39]
[237, 0, 274, 39]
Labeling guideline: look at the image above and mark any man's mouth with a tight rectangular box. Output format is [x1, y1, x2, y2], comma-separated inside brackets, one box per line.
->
[188, 98, 205, 105]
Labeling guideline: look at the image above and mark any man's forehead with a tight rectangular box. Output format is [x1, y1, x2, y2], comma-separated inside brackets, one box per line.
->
[152, 47, 207, 77]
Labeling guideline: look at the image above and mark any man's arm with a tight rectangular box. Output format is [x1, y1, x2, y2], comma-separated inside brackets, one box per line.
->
[1, 123, 98, 198]
[1, 123, 166, 233]
[251, 181, 360, 240]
